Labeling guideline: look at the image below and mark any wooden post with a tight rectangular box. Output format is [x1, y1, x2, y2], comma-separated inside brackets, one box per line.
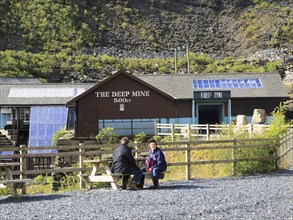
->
[171, 123, 175, 142]
[249, 124, 253, 136]
[154, 120, 157, 136]
[186, 45, 190, 74]
[275, 137, 280, 170]
[185, 142, 191, 180]
[19, 144, 27, 195]
[79, 143, 85, 190]
[188, 124, 191, 140]
[174, 48, 178, 74]
[206, 124, 210, 141]
[232, 139, 237, 175]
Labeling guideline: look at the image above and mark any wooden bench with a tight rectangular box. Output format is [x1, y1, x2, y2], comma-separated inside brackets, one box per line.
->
[80, 170, 170, 190]
[0, 179, 33, 197]
[0, 162, 33, 197]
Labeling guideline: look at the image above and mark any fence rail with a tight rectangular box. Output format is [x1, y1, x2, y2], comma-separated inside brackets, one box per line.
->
[0, 130, 292, 189]
[155, 123, 278, 141]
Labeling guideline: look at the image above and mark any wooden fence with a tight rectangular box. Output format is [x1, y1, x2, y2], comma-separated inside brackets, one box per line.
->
[155, 123, 275, 141]
[0, 130, 292, 189]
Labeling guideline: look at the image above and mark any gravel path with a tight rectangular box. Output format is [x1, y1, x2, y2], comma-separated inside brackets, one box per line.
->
[0, 169, 292, 220]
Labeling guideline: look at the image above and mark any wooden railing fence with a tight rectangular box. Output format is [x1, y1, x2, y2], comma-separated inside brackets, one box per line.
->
[0, 130, 292, 189]
[155, 123, 275, 141]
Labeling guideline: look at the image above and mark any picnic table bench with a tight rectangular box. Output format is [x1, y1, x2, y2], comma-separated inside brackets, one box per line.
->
[0, 162, 33, 197]
[80, 158, 170, 190]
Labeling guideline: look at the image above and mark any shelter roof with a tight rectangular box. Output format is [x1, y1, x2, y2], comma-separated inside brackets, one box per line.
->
[0, 84, 95, 106]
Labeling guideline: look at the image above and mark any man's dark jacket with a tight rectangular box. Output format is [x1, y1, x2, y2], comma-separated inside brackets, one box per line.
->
[111, 144, 140, 173]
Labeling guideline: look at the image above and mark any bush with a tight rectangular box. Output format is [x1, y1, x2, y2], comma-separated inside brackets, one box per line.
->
[52, 128, 66, 146]
[96, 127, 119, 144]
[134, 132, 146, 143]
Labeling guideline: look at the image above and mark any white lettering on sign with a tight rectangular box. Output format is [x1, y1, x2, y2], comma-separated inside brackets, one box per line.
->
[112, 91, 130, 97]
[95, 90, 150, 104]
[200, 92, 223, 99]
[132, 91, 150, 97]
[214, 92, 223, 98]
[114, 98, 131, 103]
[95, 91, 110, 97]
[201, 92, 212, 99]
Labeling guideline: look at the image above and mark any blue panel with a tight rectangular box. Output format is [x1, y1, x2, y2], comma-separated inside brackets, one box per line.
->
[193, 78, 263, 89]
[28, 106, 68, 153]
[0, 113, 11, 129]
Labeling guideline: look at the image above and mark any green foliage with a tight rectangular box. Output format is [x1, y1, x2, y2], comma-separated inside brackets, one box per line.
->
[264, 103, 289, 137]
[186, 6, 194, 14]
[134, 132, 146, 143]
[0, 187, 11, 195]
[239, 1, 291, 49]
[121, 22, 128, 30]
[151, 135, 162, 143]
[59, 173, 79, 192]
[236, 141, 277, 174]
[96, 127, 119, 144]
[52, 128, 66, 146]
[1, 0, 99, 53]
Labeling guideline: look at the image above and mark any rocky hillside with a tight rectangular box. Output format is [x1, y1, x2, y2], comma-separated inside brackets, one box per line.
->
[0, 0, 292, 58]
[0, 0, 292, 118]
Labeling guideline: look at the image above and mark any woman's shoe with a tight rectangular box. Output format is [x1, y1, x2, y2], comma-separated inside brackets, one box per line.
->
[148, 185, 158, 189]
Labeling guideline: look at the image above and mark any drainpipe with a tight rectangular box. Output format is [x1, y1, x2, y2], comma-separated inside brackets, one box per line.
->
[192, 100, 195, 124]
[228, 99, 231, 123]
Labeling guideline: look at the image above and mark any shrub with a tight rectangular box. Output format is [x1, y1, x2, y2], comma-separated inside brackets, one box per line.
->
[96, 127, 119, 144]
[134, 132, 146, 143]
[52, 128, 66, 146]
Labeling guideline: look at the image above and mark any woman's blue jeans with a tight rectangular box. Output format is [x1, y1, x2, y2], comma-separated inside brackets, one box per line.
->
[151, 166, 166, 187]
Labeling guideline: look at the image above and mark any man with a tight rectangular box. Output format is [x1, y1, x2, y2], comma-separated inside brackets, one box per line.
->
[111, 137, 143, 190]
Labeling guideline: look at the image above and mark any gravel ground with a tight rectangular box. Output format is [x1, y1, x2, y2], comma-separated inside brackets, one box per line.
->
[0, 169, 292, 220]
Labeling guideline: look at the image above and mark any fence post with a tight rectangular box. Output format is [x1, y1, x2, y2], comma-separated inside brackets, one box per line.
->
[275, 137, 280, 170]
[232, 139, 237, 175]
[171, 123, 175, 142]
[185, 142, 191, 180]
[188, 124, 191, 140]
[154, 120, 157, 136]
[19, 144, 27, 195]
[79, 143, 85, 190]
[206, 124, 210, 141]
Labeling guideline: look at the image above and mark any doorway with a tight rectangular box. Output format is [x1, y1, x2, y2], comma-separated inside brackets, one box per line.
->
[198, 104, 223, 124]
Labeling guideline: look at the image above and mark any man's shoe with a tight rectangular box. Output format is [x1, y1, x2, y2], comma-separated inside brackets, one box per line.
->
[130, 182, 138, 190]
[122, 182, 127, 189]
[136, 184, 144, 189]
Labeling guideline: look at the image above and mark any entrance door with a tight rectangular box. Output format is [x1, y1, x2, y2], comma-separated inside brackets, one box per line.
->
[198, 104, 222, 124]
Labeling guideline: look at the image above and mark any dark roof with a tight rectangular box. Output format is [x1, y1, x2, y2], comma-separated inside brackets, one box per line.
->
[0, 72, 288, 107]
[0, 84, 95, 106]
[136, 72, 289, 99]
[0, 77, 41, 84]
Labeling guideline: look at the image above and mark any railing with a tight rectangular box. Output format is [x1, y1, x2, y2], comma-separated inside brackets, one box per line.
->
[1, 132, 292, 190]
[278, 130, 293, 167]
[155, 123, 274, 141]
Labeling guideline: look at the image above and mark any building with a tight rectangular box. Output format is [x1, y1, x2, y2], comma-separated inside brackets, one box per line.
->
[0, 71, 289, 145]
[0, 78, 94, 148]
[66, 70, 289, 138]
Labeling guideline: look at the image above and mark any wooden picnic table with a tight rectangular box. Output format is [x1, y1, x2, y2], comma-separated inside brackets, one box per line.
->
[80, 157, 170, 190]
[0, 162, 32, 197]
[81, 157, 147, 190]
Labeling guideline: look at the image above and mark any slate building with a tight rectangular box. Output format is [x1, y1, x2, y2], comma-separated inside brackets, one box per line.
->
[66, 70, 289, 138]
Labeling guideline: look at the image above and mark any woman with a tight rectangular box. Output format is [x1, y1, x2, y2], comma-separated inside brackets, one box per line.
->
[138, 138, 167, 189]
